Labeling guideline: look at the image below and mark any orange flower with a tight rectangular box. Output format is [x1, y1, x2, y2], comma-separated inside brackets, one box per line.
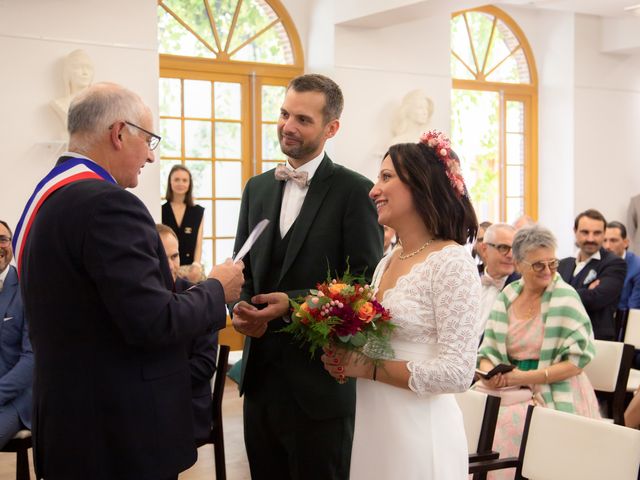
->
[328, 283, 348, 296]
[357, 302, 375, 323]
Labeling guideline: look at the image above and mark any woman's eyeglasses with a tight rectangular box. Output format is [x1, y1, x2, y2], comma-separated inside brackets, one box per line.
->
[485, 242, 512, 255]
[522, 259, 560, 273]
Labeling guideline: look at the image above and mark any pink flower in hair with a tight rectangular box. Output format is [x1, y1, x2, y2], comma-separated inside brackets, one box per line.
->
[418, 130, 467, 198]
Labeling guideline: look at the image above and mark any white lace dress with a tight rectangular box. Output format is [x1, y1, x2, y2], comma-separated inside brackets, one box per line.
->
[350, 244, 482, 480]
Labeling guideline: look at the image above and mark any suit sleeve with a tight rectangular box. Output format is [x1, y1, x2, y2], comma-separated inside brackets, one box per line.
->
[83, 188, 227, 348]
[190, 331, 218, 385]
[341, 175, 384, 284]
[628, 264, 640, 310]
[0, 316, 33, 406]
[573, 256, 627, 311]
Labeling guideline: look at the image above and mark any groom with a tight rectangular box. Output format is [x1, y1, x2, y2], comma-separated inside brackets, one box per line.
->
[232, 74, 383, 479]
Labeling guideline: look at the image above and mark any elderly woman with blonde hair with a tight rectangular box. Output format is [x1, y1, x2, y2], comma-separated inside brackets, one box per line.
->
[476, 224, 600, 479]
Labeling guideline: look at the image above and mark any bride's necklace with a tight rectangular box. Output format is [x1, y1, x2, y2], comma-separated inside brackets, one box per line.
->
[399, 239, 433, 260]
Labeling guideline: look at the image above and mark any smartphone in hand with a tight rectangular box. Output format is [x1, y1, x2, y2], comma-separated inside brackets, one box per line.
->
[475, 363, 515, 380]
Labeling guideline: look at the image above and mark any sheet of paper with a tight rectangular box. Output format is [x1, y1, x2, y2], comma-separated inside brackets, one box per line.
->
[233, 219, 270, 263]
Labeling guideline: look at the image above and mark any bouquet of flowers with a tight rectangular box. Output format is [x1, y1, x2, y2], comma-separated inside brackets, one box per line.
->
[281, 268, 395, 359]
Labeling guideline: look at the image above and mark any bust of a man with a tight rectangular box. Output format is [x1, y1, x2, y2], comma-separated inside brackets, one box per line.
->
[390, 90, 434, 146]
[50, 49, 95, 130]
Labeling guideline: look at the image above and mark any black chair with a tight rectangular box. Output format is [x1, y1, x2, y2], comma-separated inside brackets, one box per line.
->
[1, 430, 32, 480]
[196, 344, 230, 480]
[455, 390, 501, 479]
[469, 404, 640, 479]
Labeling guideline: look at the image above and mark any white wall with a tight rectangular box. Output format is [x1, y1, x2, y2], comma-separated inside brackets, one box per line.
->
[0, 0, 159, 230]
[574, 14, 640, 227]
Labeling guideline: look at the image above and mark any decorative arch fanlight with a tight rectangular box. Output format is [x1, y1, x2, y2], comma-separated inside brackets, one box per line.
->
[158, 0, 303, 67]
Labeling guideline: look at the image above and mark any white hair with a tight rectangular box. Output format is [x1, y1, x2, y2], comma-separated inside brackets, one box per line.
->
[512, 225, 557, 263]
[67, 82, 148, 152]
[483, 223, 516, 244]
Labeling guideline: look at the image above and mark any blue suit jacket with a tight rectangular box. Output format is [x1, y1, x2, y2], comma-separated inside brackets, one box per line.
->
[0, 265, 33, 429]
[620, 251, 640, 310]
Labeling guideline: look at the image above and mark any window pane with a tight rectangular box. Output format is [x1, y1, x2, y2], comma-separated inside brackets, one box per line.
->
[466, 12, 495, 75]
[262, 85, 286, 122]
[506, 101, 524, 133]
[216, 239, 235, 264]
[185, 160, 212, 198]
[451, 14, 476, 77]
[200, 199, 213, 237]
[158, 7, 214, 58]
[159, 118, 181, 157]
[184, 80, 212, 118]
[201, 238, 213, 272]
[215, 122, 241, 158]
[162, 0, 217, 52]
[215, 200, 241, 236]
[159, 78, 181, 117]
[207, 0, 239, 52]
[229, 0, 277, 53]
[185, 120, 212, 158]
[451, 56, 475, 81]
[232, 22, 292, 65]
[262, 123, 285, 160]
[506, 197, 524, 225]
[160, 159, 181, 198]
[486, 51, 521, 84]
[506, 133, 524, 166]
[215, 161, 242, 198]
[451, 89, 500, 221]
[262, 161, 280, 173]
[506, 165, 524, 197]
[214, 82, 241, 120]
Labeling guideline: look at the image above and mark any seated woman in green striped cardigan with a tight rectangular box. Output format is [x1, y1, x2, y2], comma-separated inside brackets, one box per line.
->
[476, 224, 600, 479]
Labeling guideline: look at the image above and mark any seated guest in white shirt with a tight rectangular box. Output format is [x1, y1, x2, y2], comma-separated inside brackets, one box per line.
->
[477, 223, 520, 326]
[382, 225, 397, 257]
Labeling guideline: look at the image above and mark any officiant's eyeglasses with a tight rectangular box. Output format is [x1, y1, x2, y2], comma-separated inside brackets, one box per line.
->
[522, 259, 560, 272]
[0, 236, 10, 246]
[124, 121, 162, 150]
[485, 243, 512, 255]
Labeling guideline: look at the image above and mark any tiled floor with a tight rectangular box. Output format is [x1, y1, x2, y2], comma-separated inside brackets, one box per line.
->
[0, 381, 251, 480]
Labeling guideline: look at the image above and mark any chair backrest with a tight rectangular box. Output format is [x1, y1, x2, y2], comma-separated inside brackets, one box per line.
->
[624, 309, 640, 348]
[517, 405, 640, 480]
[455, 389, 501, 455]
[211, 344, 230, 419]
[583, 339, 634, 424]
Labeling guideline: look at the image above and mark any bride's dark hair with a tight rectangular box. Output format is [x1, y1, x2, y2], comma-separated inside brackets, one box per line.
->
[385, 142, 478, 245]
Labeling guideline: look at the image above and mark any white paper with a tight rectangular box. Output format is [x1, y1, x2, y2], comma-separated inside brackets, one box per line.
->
[233, 219, 270, 263]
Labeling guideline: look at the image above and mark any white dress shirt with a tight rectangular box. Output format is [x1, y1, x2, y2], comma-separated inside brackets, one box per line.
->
[480, 271, 508, 327]
[573, 249, 601, 277]
[279, 152, 324, 237]
[0, 265, 8, 292]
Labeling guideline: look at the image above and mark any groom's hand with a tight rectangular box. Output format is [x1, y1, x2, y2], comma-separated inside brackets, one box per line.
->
[232, 293, 289, 338]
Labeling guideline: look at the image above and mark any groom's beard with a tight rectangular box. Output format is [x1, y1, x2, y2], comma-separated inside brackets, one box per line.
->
[278, 129, 324, 161]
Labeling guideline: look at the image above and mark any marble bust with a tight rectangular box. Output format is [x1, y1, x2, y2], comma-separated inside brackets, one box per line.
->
[50, 49, 95, 130]
[390, 89, 434, 146]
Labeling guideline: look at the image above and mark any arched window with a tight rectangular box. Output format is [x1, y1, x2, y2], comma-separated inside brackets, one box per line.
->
[158, 0, 303, 271]
[451, 6, 538, 224]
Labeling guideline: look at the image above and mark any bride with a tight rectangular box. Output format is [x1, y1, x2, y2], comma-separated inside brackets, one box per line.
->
[321, 131, 482, 479]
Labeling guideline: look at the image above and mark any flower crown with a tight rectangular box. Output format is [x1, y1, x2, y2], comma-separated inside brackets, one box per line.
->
[418, 130, 467, 198]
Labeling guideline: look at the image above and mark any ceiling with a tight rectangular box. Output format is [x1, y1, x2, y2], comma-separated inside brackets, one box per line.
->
[497, 0, 640, 18]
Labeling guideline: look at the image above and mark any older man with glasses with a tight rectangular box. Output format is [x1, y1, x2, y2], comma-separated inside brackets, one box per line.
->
[14, 82, 245, 480]
[0, 220, 33, 449]
[477, 223, 520, 328]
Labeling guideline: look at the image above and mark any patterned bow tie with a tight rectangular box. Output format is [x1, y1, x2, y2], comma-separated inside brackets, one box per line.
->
[274, 164, 309, 187]
[481, 274, 504, 290]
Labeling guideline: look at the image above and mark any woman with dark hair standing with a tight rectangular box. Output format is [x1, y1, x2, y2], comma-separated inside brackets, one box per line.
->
[162, 165, 204, 266]
[322, 131, 482, 479]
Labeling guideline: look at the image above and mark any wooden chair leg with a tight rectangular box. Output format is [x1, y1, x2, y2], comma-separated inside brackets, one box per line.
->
[214, 430, 226, 480]
[16, 446, 30, 480]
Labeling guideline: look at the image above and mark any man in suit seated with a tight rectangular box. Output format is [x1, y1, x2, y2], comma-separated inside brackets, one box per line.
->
[477, 223, 520, 327]
[558, 209, 627, 340]
[157, 224, 218, 444]
[0, 220, 32, 448]
[604, 221, 640, 311]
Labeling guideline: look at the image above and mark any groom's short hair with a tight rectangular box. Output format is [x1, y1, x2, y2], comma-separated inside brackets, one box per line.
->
[288, 74, 344, 124]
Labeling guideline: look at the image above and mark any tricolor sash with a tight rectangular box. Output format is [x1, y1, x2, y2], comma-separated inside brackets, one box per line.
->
[13, 157, 116, 276]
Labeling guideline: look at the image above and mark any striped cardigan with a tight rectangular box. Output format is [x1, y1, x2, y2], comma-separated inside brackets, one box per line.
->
[478, 273, 595, 413]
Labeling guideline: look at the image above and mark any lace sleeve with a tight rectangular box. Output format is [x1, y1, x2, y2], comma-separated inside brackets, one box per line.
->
[407, 250, 481, 395]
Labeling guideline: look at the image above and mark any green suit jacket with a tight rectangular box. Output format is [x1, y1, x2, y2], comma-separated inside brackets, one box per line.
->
[234, 155, 383, 420]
